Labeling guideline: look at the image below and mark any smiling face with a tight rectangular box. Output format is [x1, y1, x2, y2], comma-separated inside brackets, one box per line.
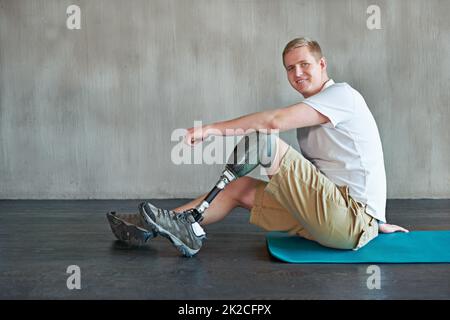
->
[283, 46, 328, 98]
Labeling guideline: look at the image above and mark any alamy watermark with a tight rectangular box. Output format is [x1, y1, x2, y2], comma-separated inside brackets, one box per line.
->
[367, 5, 382, 30]
[66, 5, 81, 30]
[66, 265, 81, 290]
[170, 121, 279, 175]
[366, 265, 381, 290]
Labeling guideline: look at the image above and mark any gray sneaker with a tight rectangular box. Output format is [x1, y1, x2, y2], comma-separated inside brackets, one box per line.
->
[106, 211, 157, 246]
[139, 202, 206, 257]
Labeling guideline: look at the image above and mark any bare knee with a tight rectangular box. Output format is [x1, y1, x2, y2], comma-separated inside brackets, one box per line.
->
[225, 176, 259, 210]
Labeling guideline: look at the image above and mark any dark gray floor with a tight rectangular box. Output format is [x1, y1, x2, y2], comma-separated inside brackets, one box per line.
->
[0, 199, 449, 300]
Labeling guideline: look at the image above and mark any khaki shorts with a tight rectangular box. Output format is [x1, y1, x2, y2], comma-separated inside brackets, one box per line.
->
[250, 146, 379, 250]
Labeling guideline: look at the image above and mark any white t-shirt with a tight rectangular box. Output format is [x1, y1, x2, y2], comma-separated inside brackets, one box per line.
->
[298, 79, 387, 222]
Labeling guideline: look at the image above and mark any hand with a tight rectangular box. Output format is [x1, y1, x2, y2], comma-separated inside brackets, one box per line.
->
[184, 126, 208, 146]
[378, 223, 409, 234]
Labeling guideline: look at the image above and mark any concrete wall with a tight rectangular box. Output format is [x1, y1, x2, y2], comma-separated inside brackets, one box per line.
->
[1, 0, 449, 199]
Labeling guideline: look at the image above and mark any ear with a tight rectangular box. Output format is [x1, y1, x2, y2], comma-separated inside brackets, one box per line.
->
[320, 57, 327, 71]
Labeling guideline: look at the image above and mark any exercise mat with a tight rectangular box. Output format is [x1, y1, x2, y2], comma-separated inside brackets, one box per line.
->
[266, 230, 450, 263]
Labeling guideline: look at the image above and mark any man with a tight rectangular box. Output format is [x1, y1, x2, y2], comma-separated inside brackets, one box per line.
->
[107, 37, 408, 257]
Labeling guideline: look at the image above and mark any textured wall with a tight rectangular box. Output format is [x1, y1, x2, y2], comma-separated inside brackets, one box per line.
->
[0, 0, 449, 199]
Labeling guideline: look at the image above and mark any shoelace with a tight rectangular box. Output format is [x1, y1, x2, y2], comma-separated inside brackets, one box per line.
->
[157, 207, 190, 224]
[176, 211, 192, 223]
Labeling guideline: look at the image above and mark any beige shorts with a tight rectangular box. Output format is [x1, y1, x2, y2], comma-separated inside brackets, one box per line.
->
[250, 146, 379, 250]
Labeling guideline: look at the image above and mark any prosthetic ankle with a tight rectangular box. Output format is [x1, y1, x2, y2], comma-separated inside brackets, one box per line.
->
[189, 131, 277, 222]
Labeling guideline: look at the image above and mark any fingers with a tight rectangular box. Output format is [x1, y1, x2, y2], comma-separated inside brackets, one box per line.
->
[183, 134, 193, 146]
[183, 127, 204, 146]
[391, 224, 409, 233]
[379, 224, 409, 234]
[183, 133, 204, 146]
[184, 136, 196, 146]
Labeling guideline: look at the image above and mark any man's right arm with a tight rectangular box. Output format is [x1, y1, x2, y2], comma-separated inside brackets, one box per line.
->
[185, 102, 330, 145]
[269, 102, 330, 131]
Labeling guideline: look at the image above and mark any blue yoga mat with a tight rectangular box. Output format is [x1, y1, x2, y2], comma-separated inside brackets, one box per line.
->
[266, 230, 450, 263]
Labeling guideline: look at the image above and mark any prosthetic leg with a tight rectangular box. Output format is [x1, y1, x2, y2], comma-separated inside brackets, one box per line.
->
[135, 131, 278, 257]
[189, 131, 278, 222]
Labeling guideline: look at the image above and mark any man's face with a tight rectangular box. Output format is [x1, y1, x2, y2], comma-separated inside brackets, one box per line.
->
[283, 46, 327, 98]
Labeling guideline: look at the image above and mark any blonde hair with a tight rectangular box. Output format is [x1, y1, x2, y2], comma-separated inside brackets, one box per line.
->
[282, 37, 323, 63]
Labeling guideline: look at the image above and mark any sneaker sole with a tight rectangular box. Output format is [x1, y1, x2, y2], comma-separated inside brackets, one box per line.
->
[139, 204, 200, 257]
[106, 212, 156, 246]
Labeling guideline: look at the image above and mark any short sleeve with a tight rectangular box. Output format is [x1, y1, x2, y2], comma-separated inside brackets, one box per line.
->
[302, 84, 355, 127]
